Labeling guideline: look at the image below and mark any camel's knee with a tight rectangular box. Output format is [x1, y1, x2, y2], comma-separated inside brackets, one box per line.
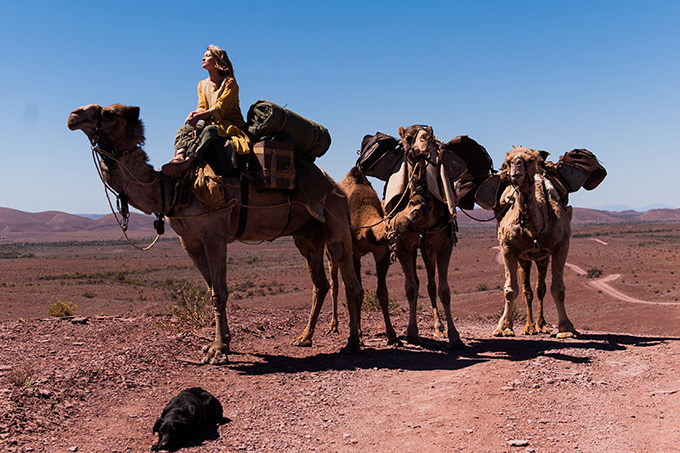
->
[504, 285, 517, 301]
[326, 241, 347, 263]
[551, 283, 566, 301]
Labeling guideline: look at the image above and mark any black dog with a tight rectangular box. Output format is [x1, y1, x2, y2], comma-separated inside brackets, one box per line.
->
[152, 387, 223, 451]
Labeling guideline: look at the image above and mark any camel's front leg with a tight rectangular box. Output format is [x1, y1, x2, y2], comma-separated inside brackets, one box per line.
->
[550, 246, 579, 339]
[534, 257, 550, 333]
[493, 248, 519, 337]
[518, 259, 537, 335]
[292, 234, 330, 347]
[420, 242, 445, 339]
[398, 246, 421, 345]
[434, 238, 463, 349]
[180, 235, 230, 365]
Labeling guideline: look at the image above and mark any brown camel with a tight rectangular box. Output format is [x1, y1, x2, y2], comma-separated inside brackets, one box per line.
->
[492, 146, 578, 338]
[386, 125, 466, 349]
[323, 166, 419, 347]
[67, 103, 363, 364]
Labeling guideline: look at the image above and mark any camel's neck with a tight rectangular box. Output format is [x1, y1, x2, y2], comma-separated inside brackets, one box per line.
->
[101, 150, 167, 215]
[514, 179, 547, 236]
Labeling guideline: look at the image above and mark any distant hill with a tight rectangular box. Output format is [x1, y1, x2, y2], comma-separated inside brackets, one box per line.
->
[0, 207, 174, 242]
[1, 206, 679, 241]
[456, 207, 680, 228]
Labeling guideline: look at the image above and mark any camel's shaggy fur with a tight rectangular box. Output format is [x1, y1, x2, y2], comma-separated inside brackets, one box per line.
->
[68, 103, 363, 364]
[493, 146, 578, 338]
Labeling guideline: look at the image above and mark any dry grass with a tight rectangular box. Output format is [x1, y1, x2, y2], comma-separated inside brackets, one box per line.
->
[48, 299, 78, 317]
[6, 362, 36, 389]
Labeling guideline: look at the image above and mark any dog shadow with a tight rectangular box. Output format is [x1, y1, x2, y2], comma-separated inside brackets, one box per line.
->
[161, 417, 231, 452]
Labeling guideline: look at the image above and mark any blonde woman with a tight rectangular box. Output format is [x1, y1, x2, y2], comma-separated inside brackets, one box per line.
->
[162, 45, 250, 176]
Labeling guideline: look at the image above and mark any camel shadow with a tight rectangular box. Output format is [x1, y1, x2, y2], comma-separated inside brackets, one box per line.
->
[230, 341, 484, 376]
[461, 331, 679, 364]
[228, 332, 678, 375]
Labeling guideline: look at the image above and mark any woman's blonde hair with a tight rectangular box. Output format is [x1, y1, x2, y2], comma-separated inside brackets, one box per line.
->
[207, 45, 234, 77]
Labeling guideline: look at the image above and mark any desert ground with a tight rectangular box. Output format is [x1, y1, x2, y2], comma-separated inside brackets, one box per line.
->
[1, 222, 679, 452]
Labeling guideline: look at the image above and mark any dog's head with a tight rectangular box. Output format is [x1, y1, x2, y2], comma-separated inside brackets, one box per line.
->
[152, 410, 188, 451]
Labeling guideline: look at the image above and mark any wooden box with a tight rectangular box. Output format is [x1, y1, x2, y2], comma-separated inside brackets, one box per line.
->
[252, 139, 296, 191]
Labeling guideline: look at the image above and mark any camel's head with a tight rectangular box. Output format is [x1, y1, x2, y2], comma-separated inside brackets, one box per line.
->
[398, 125, 436, 161]
[501, 147, 548, 187]
[390, 194, 431, 233]
[67, 103, 145, 154]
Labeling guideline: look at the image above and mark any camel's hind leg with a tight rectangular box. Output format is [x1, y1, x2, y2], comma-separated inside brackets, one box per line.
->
[327, 250, 341, 334]
[323, 200, 363, 352]
[293, 231, 330, 347]
[534, 257, 550, 333]
[428, 235, 463, 349]
[374, 249, 400, 346]
[493, 247, 519, 337]
[518, 259, 537, 335]
[420, 241, 446, 339]
[550, 245, 579, 338]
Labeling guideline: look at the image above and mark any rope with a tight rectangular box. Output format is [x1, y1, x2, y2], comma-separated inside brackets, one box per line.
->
[91, 147, 162, 251]
[458, 208, 496, 223]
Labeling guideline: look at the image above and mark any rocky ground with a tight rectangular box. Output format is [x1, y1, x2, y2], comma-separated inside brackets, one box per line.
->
[1, 308, 679, 453]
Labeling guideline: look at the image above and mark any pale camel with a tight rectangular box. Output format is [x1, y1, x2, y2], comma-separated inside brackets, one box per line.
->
[388, 125, 465, 349]
[492, 147, 578, 338]
[67, 103, 363, 364]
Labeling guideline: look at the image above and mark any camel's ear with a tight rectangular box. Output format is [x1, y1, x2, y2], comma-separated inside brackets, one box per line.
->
[398, 126, 405, 138]
[537, 150, 550, 161]
[426, 125, 433, 135]
[125, 106, 140, 123]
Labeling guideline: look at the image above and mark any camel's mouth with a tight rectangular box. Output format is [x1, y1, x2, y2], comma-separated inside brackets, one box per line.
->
[67, 104, 101, 132]
[66, 113, 86, 131]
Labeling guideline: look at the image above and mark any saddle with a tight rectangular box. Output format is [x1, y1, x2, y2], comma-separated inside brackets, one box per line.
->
[183, 138, 331, 223]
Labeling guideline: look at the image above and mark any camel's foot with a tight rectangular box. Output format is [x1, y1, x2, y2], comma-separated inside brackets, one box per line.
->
[327, 321, 339, 334]
[536, 323, 550, 334]
[201, 342, 229, 365]
[433, 325, 446, 339]
[340, 335, 361, 353]
[447, 336, 465, 350]
[292, 335, 313, 347]
[521, 323, 538, 335]
[555, 329, 580, 339]
[492, 327, 516, 337]
[385, 329, 403, 347]
[406, 333, 421, 345]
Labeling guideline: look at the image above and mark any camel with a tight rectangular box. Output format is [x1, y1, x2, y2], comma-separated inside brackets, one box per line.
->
[386, 125, 467, 349]
[67, 103, 363, 364]
[323, 167, 418, 347]
[491, 146, 578, 338]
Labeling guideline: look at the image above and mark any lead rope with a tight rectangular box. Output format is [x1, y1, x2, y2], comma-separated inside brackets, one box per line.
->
[90, 145, 162, 251]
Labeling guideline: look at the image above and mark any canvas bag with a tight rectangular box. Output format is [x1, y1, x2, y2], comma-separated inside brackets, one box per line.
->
[192, 163, 224, 210]
[356, 132, 403, 181]
[558, 149, 606, 190]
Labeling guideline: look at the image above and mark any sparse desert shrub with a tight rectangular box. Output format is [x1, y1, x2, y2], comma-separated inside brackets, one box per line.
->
[167, 283, 213, 331]
[6, 362, 36, 389]
[362, 290, 399, 312]
[587, 267, 603, 278]
[82, 291, 95, 299]
[489, 307, 524, 323]
[476, 283, 489, 292]
[48, 299, 78, 317]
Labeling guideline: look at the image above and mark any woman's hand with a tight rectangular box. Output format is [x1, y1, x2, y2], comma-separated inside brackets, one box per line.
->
[185, 110, 210, 126]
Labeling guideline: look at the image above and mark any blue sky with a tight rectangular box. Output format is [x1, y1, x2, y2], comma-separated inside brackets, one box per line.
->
[1, 0, 678, 213]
